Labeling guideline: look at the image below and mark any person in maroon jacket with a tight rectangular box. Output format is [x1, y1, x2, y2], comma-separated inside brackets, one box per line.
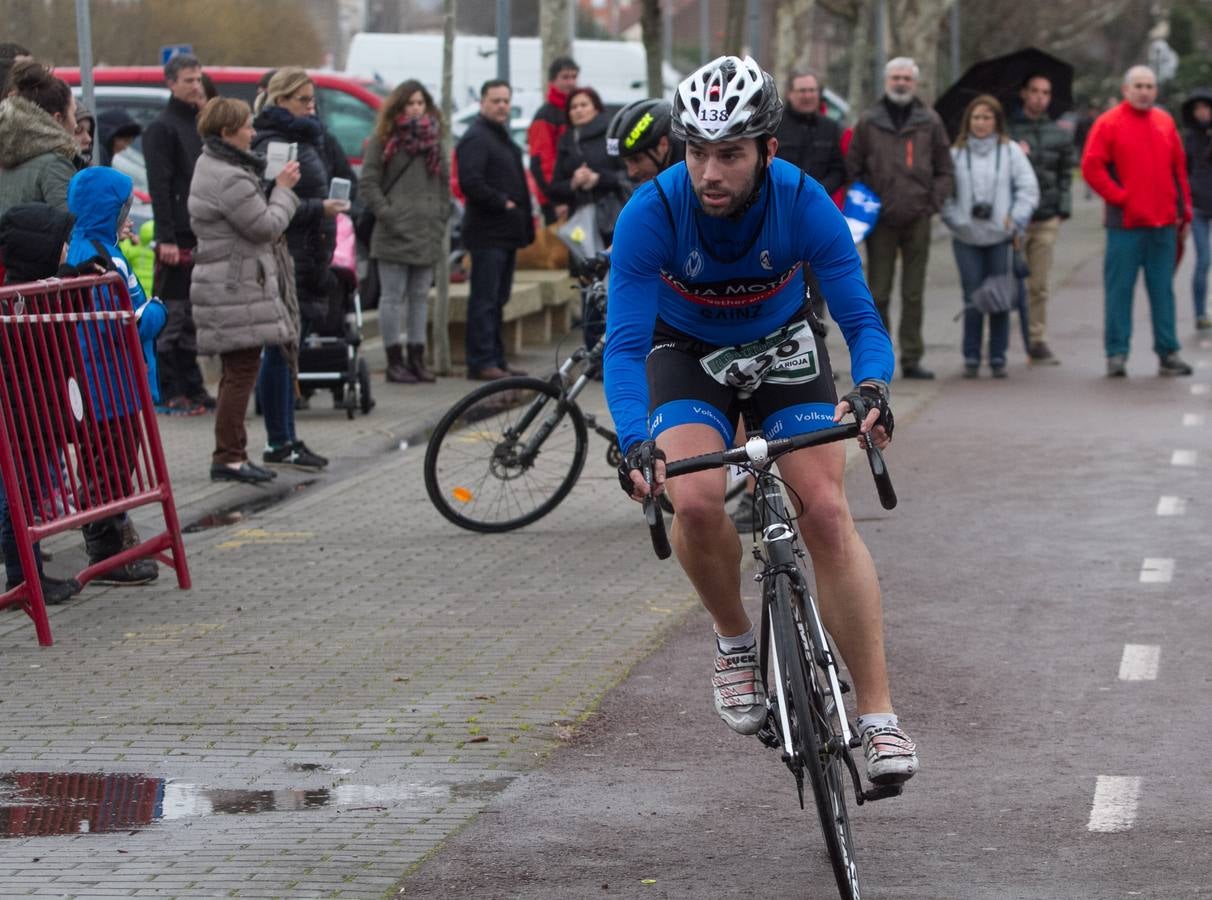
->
[1081, 65, 1193, 377]
[527, 55, 578, 225]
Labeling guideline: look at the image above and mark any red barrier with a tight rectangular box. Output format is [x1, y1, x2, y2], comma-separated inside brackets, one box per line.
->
[0, 272, 190, 645]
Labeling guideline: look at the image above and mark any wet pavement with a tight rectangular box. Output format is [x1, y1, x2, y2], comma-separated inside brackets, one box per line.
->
[0, 193, 1153, 896]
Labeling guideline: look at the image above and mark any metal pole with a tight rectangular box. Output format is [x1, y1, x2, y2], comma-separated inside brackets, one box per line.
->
[435, 0, 456, 375]
[663, 0, 673, 69]
[746, 0, 760, 60]
[950, 1, 961, 82]
[873, 0, 886, 97]
[75, 0, 95, 166]
[700, 0, 709, 64]
[569, 0, 577, 47]
[496, 0, 510, 82]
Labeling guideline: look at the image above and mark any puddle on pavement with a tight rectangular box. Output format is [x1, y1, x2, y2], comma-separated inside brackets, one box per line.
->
[183, 480, 317, 533]
[0, 770, 485, 838]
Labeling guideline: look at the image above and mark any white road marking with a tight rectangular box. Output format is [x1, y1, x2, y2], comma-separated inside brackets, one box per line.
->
[1192, 384, 1210, 395]
[1156, 496, 1186, 516]
[1139, 558, 1174, 583]
[1171, 449, 1197, 466]
[1118, 644, 1160, 681]
[1088, 776, 1142, 833]
[1182, 413, 1205, 426]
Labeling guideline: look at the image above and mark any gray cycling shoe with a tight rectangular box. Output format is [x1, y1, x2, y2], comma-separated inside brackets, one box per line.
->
[861, 724, 919, 785]
[712, 642, 767, 735]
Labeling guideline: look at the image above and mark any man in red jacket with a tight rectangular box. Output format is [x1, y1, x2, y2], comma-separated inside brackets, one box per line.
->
[1082, 65, 1193, 377]
[527, 55, 578, 225]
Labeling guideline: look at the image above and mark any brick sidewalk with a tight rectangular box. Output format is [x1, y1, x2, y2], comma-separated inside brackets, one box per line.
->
[0, 196, 1127, 897]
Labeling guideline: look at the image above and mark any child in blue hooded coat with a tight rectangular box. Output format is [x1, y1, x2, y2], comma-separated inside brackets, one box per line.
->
[65, 166, 165, 586]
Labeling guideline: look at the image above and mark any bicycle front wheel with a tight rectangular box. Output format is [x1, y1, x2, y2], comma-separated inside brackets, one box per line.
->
[770, 575, 861, 900]
[423, 376, 589, 532]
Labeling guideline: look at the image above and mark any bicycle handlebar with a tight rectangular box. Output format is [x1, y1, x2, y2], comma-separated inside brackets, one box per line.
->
[643, 402, 897, 559]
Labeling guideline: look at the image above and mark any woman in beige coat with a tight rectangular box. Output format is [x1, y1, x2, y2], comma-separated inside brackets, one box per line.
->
[188, 97, 301, 485]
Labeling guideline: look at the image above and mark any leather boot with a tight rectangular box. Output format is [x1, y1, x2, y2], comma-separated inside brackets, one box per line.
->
[407, 343, 436, 383]
[385, 344, 416, 383]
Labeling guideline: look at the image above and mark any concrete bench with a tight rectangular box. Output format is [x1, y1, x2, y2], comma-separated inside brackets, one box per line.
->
[426, 269, 579, 363]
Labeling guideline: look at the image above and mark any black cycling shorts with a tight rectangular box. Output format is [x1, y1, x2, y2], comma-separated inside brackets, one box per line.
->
[645, 312, 838, 447]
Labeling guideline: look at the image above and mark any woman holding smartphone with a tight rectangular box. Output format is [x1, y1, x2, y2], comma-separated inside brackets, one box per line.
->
[360, 79, 449, 384]
[189, 97, 303, 484]
[250, 67, 346, 470]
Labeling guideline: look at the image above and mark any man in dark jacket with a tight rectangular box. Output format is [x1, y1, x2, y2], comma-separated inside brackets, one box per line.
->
[775, 69, 845, 194]
[142, 53, 209, 413]
[1010, 74, 1076, 365]
[456, 79, 536, 380]
[527, 56, 578, 224]
[1182, 87, 1212, 331]
[846, 57, 954, 380]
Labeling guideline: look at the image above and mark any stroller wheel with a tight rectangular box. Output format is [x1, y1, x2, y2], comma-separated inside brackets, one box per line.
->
[358, 357, 375, 415]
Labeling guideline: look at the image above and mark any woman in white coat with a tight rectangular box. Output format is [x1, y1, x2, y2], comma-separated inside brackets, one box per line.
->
[941, 95, 1039, 377]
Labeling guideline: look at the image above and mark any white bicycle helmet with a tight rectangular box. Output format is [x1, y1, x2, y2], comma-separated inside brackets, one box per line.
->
[671, 55, 783, 144]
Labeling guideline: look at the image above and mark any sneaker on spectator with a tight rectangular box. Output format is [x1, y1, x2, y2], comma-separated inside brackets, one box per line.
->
[1158, 352, 1193, 377]
[190, 389, 217, 411]
[1197, 316, 1212, 331]
[156, 395, 206, 416]
[1106, 354, 1127, 377]
[712, 639, 766, 735]
[5, 574, 79, 605]
[1028, 342, 1060, 365]
[861, 724, 919, 785]
[263, 441, 327, 471]
[291, 441, 328, 468]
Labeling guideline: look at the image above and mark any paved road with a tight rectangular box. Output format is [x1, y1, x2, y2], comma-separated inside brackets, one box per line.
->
[1, 195, 1208, 898]
[400, 209, 1212, 898]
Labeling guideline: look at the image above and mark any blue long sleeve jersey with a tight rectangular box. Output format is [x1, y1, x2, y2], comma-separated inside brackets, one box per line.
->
[603, 157, 895, 452]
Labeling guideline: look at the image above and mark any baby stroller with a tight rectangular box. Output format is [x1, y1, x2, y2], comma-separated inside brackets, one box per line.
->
[296, 214, 374, 419]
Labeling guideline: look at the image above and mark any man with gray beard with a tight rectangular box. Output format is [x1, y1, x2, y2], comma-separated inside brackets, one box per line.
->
[847, 58, 954, 379]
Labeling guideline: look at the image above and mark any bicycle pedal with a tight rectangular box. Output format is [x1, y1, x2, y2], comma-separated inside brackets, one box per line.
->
[756, 723, 782, 750]
[838, 679, 851, 694]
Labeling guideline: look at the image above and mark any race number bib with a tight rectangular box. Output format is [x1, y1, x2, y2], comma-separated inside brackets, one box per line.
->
[699, 320, 820, 389]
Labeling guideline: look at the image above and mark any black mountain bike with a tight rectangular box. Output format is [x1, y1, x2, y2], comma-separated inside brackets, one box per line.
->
[641, 396, 901, 900]
[424, 257, 744, 532]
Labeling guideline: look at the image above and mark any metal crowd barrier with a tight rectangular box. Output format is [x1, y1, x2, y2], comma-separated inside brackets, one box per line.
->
[0, 272, 190, 645]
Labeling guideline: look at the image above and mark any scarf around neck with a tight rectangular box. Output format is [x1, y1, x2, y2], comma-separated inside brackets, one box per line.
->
[256, 104, 324, 145]
[205, 136, 268, 177]
[383, 114, 441, 177]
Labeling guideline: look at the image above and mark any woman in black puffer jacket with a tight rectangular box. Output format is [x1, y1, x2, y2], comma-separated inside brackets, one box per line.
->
[248, 68, 348, 471]
[251, 68, 349, 329]
[549, 86, 630, 246]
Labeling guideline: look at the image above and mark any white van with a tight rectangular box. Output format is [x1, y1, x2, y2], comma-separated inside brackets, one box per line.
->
[345, 33, 681, 111]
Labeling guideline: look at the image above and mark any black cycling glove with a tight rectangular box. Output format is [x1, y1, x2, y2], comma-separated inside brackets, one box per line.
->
[617, 439, 665, 496]
[843, 381, 894, 438]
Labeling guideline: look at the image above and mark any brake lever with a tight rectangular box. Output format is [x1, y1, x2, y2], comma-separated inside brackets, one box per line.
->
[641, 446, 671, 559]
[849, 395, 897, 511]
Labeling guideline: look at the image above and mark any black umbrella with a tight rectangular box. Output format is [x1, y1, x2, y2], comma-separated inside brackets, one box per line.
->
[935, 47, 1075, 141]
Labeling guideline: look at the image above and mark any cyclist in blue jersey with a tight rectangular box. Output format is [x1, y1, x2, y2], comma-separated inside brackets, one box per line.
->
[605, 56, 917, 786]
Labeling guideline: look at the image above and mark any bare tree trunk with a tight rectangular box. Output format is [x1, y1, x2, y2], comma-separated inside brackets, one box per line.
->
[886, 0, 954, 102]
[641, 0, 663, 97]
[845, 0, 872, 119]
[773, 0, 817, 91]
[434, 0, 456, 375]
[724, 0, 747, 56]
[539, 0, 572, 87]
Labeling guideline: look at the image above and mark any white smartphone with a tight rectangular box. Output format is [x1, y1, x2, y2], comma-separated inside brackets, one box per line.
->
[264, 141, 298, 179]
[329, 177, 352, 201]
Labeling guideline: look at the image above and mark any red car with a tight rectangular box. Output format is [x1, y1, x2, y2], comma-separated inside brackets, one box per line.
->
[57, 66, 387, 165]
